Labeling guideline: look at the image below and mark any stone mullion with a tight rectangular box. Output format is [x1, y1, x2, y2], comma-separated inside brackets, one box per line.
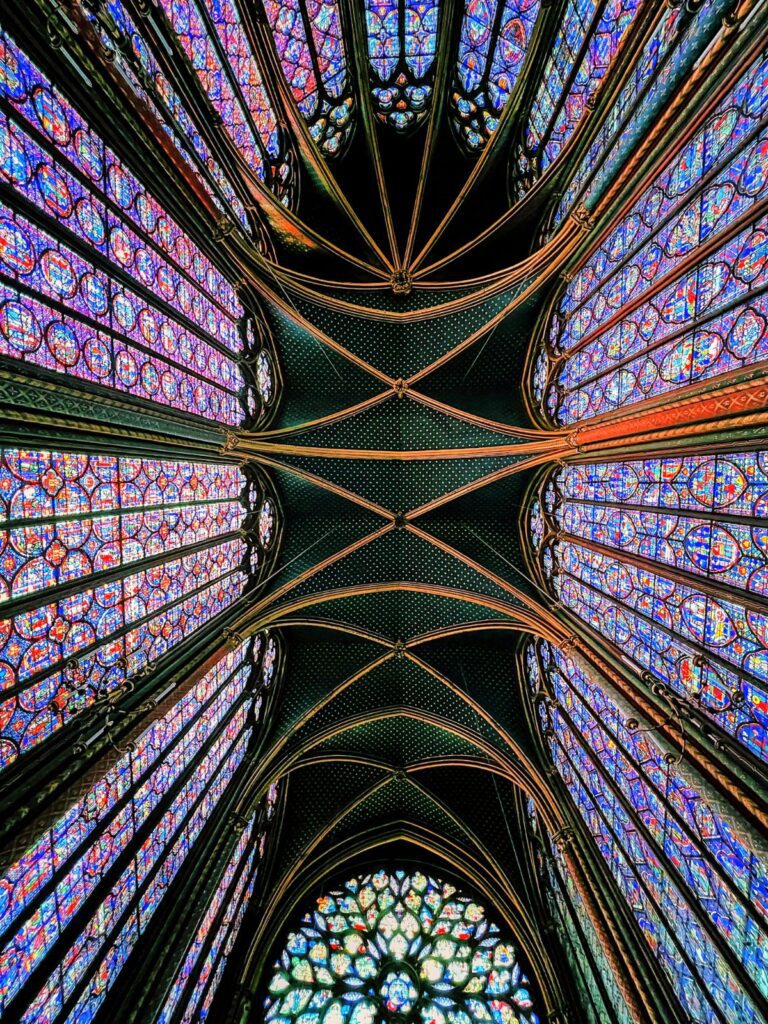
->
[11, 0, 243, 280]
[557, 813, 691, 1024]
[502, 0, 571, 190]
[167, 769, 284, 1024]
[1, 528, 246, 621]
[550, 570, 768, 800]
[0, 647, 253, 955]
[556, 612, 768, 831]
[0, 179, 237, 364]
[0, 89, 238, 328]
[551, 727, 736, 1024]
[83, 0, 256, 233]
[551, 30, 766, 349]
[190, 1, 274, 175]
[548, 2, 762, 291]
[529, 0, 640, 178]
[552, 555, 765, 704]
[532, 0, 677, 213]
[546, 1, 694, 223]
[0, 365, 231, 448]
[513, 787, 592, 1024]
[230, 0, 300, 187]
[119, 0, 267, 200]
[554, 526, 768, 617]
[168, 825, 259, 1024]
[543, 757, 686, 1024]
[544, 846, 624, 1024]
[0, 560, 246, 712]
[52, 716, 253, 1024]
[512, 787, 548, 912]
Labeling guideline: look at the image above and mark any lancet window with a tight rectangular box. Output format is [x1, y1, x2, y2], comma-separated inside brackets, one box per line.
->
[0, 633, 279, 1022]
[530, 453, 768, 765]
[150, 0, 294, 201]
[512, 0, 645, 200]
[452, 0, 541, 151]
[0, 28, 277, 425]
[550, 0, 733, 232]
[260, 0, 354, 156]
[366, 0, 439, 130]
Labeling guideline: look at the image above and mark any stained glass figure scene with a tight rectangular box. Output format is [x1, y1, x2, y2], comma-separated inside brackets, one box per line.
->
[264, 868, 540, 1024]
[0, 450, 258, 769]
[0, 30, 256, 425]
[531, 455, 768, 764]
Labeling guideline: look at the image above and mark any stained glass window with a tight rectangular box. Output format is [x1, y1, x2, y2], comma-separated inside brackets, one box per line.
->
[366, 0, 439, 130]
[513, 0, 645, 200]
[535, 47, 768, 424]
[550, 0, 731, 232]
[532, 455, 768, 763]
[452, 0, 541, 151]
[261, 0, 354, 156]
[158, 681, 280, 1023]
[264, 868, 541, 1024]
[0, 638, 262, 1021]
[158, 814, 258, 1024]
[152, 0, 294, 201]
[0, 31, 253, 425]
[82, 2, 256, 227]
[526, 638, 768, 1024]
[0, 449, 258, 769]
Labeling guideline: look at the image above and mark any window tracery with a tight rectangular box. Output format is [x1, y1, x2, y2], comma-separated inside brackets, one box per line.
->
[260, 0, 354, 157]
[243, 306, 282, 428]
[264, 869, 541, 1024]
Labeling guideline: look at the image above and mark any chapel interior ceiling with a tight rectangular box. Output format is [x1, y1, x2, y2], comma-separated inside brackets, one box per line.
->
[1, 0, 766, 1019]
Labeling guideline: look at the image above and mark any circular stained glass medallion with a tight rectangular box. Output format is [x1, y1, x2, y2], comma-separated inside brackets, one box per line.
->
[264, 869, 540, 1024]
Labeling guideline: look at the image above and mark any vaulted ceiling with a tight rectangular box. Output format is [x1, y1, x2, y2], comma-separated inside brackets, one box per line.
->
[159, 1, 746, 1005]
[212, 1, 617, 992]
